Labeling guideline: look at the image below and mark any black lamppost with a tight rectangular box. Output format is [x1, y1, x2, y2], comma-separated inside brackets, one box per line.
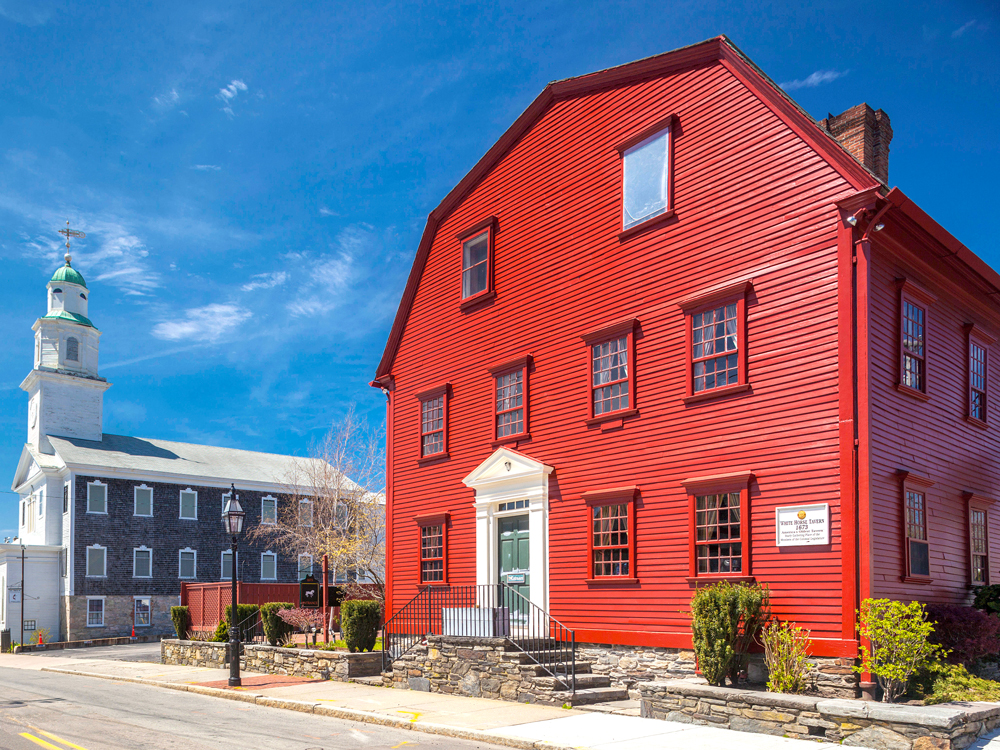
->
[222, 484, 245, 687]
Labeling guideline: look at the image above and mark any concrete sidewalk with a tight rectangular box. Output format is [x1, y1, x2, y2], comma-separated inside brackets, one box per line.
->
[5, 652, 1000, 750]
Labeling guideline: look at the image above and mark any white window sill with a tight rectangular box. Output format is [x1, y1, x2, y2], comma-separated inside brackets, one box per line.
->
[86, 510, 108, 515]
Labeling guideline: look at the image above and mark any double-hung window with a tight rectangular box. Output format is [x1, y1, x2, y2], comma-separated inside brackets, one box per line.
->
[134, 485, 153, 517]
[683, 472, 753, 579]
[966, 325, 994, 426]
[679, 281, 751, 403]
[87, 481, 107, 514]
[221, 550, 238, 581]
[261, 552, 278, 581]
[459, 217, 497, 305]
[134, 597, 151, 627]
[86, 545, 107, 577]
[896, 279, 936, 400]
[416, 513, 448, 585]
[489, 356, 529, 443]
[133, 547, 152, 578]
[900, 472, 933, 581]
[298, 499, 313, 527]
[582, 319, 637, 424]
[87, 598, 105, 627]
[618, 117, 674, 234]
[179, 489, 197, 520]
[967, 493, 992, 586]
[583, 487, 638, 582]
[179, 548, 197, 579]
[298, 554, 313, 581]
[261, 496, 277, 525]
[417, 385, 448, 460]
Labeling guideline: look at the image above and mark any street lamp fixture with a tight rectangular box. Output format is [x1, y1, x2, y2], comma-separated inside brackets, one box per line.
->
[222, 484, 245, 687]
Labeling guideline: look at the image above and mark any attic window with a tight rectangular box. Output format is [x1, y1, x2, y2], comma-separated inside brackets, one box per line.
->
[53, 288, 63, 294]
[620, 118, 674, 232]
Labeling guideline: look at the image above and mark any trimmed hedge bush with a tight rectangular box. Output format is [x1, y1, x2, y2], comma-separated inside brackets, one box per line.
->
[690, 580, 770, 687]
[341, 599, 381, 653]
[224, 603, 260, 643]
[210, 620, 229, 642]
[926, 603, 1000, 666]
[856, 598, 940, 703]
[261, 602, 295, 646]
[171, 606, 189, 639]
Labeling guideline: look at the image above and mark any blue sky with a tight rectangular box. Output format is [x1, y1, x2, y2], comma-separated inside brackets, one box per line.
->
[0, 0, 996, 534]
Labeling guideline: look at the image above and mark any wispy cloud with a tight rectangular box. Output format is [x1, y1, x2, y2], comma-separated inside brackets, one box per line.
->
[216, 79, 248, 117]
[241, 271, 288, 292]
[191, 164, 221, 171]
[153, 88, 180, 109]
[780, 69, 849, 91]
[318, 207, 339, 217]
[0, 2, 52, 26]
[152, 303, 252, 342]
[952, 20, 978, 38]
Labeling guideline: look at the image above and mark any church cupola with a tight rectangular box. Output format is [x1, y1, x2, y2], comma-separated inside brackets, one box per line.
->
[20, 226, 110, 453]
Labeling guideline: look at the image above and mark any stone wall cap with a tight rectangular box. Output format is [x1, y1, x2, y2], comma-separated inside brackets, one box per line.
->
[637, 680, 819, 711]
[816, 699, 967, 728]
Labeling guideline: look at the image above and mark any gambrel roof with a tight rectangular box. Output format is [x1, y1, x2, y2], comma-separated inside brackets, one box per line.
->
[372, 35, 1000, 382]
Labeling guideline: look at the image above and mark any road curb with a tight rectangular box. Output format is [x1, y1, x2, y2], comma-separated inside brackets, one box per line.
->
[38, 667, 575, 750]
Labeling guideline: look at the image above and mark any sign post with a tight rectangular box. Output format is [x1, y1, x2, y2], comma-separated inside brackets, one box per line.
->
[775, 503, 830, 547]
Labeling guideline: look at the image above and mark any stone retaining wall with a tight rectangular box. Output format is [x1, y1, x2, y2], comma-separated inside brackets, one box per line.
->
[577, 643, 855, 699]
[387, 636, 555, 703]
[161, 640, 381, 681]
[639, 680, 1000, 749]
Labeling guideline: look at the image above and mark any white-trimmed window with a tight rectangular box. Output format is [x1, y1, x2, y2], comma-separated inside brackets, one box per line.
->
[133, 546, 152, 578]
[87, 481, 107, 514]
[87, 597, 105, 627]
[86, 545, 107, 577]
[298, 554, 313, 581]
[179, 489, 197, 520]
[298, 499, 313, 527]
[134, 485, 153, 517]
[178, 548, 197, 579]
[221, 550, 238, 581]
[63, 483, 69, 514]
[261, 496, 277, 525]
[261, 552, 278, 581]
[222, 490, 232, 515]
[134, 596, 151, 627]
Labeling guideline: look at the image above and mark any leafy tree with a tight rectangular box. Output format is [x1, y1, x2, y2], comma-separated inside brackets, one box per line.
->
[856, 598, 941, 703]
[247, 410, 386, 603]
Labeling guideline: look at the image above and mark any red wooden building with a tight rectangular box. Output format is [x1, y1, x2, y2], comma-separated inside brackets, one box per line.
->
[370, 36, 1000, 666]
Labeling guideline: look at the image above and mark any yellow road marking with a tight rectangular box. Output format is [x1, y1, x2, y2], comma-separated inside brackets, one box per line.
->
[391, 742, 412, 749]
[18, 734, 63, 750]
[31, 728, 89, 750]
[396, 710, 420, 723]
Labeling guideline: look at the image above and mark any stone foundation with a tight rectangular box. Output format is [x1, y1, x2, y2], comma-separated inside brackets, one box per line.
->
[640, 680, 1000, 749]
[387, 636, 545, 702]
[161, 640, 381, 681]
[576, 642, 855, 699]
[64, 595, 176, 642]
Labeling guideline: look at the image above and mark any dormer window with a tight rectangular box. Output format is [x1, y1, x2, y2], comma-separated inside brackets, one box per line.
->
[66, 337, 79, 362]
[618, 116, 675, 236]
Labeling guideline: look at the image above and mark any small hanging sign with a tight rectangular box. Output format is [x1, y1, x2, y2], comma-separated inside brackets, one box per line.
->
[775, 503, 830, 546]
[505, 574, 526, 584]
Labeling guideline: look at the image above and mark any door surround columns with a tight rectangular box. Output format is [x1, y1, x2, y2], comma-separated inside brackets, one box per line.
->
[462, 447, 552, 612]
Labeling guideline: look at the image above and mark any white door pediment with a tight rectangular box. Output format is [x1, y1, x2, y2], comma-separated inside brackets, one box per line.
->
[462, 447, 553, 489]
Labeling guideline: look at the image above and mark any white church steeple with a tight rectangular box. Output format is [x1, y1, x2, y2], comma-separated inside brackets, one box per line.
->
[20, 242, 111, 454]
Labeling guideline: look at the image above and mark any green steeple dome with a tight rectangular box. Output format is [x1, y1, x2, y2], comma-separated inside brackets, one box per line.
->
[50, 255, 87, 289]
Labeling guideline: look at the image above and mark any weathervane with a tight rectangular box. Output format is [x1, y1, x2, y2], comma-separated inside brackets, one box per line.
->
[57, 221, 85, 262]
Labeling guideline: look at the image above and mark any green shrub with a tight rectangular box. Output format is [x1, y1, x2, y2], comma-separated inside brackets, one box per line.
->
[224, 603, 260, 642]
[762, 620, 811, 694]
[973, 585, 1000, 616]
[210, 620, 229, 642]
[924, 663, 1000, 704]
[341, 599, 381, 653]
[856, 598, 941, 703]
[690, 581, 771, 686]
[171, 606, 189, 639]
[261, 602, 295, 646]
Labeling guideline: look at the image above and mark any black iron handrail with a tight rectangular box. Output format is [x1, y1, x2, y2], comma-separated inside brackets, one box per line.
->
[382, 584, 575, 693]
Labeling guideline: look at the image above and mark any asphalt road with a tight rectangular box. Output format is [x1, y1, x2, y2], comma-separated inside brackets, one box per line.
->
[27, 641, 164, 663]
[0, 668, 493, 750]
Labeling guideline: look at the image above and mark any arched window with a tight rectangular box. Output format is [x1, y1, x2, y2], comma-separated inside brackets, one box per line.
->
[53, 288, 63, 294]
[66, 337, 79, 362]
[80, 293, 87, 300]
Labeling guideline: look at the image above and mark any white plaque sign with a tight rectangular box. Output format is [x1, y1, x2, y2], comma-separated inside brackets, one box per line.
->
[776, 503, 829, 546]
[9, 591, 21, 603]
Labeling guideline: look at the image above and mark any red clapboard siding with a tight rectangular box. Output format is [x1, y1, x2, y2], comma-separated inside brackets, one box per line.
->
[867, 238, 1000, 604]
[384, 56, 860, 653]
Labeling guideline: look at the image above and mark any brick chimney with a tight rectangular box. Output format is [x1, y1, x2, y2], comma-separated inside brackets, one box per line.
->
[819, 103, 893, 184]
